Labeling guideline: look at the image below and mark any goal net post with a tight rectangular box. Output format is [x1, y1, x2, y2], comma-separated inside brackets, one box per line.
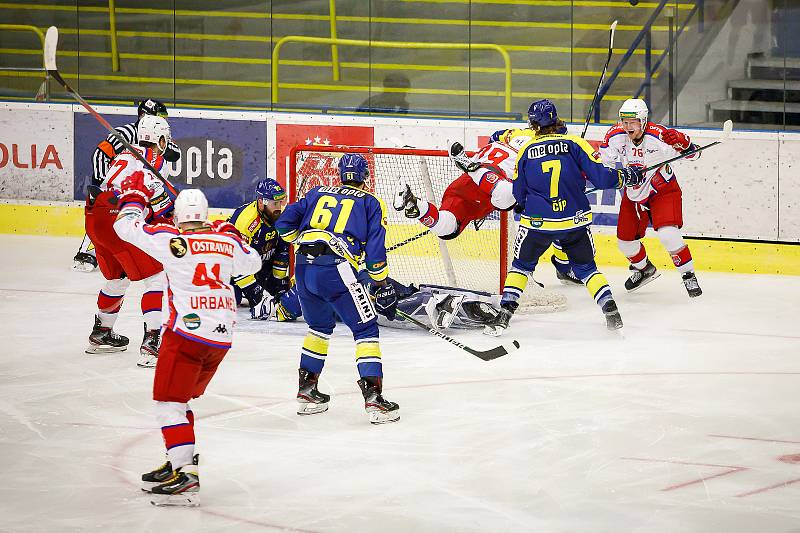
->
[287, 144, 566, 313]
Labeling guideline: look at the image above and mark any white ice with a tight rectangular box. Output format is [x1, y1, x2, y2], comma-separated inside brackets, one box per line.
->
[1, 234, 799, 533]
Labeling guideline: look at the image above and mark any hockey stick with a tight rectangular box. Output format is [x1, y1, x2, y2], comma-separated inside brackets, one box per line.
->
[640, 119, 733, 173]
[387, 228, 430, 252]
[44, 26, 179, 197]
[585, 120, 733, 194]
[393, 307, 519, 361]
[581, 20, 618, 139]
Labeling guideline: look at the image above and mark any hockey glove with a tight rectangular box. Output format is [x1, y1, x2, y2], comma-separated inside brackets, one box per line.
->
[241, 282, 267, 319]
[489, 129, 507, 143]
[661, 128, 691, 151]
[619, 166, 645, 188]
[118, 170, 152, 208]
[370, 282, 397, 320]
[449, 142, 481, 173]
[210, 219, 241, 237]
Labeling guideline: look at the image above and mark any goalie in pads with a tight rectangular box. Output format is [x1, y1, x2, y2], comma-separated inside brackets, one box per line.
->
[263, 274, 505, 331]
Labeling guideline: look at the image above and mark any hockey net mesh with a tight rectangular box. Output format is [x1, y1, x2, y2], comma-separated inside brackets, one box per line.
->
[289, 146, 566, 313]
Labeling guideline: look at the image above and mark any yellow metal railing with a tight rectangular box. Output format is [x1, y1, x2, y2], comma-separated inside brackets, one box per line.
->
[272, 36, 512, 112]
[0, 24, 45, 64]
[109, 0, 120, 72]
[328, 0, 340, 82]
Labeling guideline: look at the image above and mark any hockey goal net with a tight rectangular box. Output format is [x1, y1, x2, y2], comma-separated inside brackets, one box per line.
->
[287, 145, 566, 313]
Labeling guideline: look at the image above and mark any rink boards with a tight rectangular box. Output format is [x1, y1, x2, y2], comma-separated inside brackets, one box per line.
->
[1, 200, 798, 276]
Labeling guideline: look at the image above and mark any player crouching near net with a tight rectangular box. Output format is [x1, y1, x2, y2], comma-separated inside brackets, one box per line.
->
[601, 98, 702, 297]
[227, 178, 291, 319]
[276, 153, 400, 425]
[114, 180, 261, 506]
[486, 99, 644, 335]
[83, 115, 173, 367]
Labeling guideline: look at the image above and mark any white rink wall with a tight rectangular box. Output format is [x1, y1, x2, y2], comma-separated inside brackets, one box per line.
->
[1, 101, 798, 242]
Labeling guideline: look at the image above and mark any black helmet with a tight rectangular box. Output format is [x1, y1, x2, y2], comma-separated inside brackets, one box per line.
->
[137, 98, 168, 118]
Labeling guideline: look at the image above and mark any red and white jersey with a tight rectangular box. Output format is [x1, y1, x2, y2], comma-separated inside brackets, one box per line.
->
[600, 122, 698, 202]
[102, 144, 173, 219]
[473, 131, 535, 181]
[467, 133, 535, 209]
[114, 211, 261, 348]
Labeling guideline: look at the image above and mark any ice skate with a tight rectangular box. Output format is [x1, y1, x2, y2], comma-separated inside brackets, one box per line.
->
[86, 316, 129, 354]
[624, 260, 660, 292]
[483, 301, 517, 337]
[72, 251, 97, 273]
[149, 455, 199, 507]
[601, 299, 623, 331]
[449, 142, 480, 173]
[551, 255, 583, 286]
[682, 271, 702, 298]
[297, 368, 330, 415]
[138, 325, 160, 368]
[357, 377, 399, 425]
[393, 181, 420, 218]
[141, 459, 174, 491]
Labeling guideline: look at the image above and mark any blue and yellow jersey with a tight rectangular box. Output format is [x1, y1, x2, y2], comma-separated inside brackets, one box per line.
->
[276, 185, 389, 282]
[514, 133, 623, 232]
[228, 201, 289, 288]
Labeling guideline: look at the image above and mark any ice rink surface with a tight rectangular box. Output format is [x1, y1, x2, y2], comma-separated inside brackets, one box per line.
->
[1, 234, 799, 533]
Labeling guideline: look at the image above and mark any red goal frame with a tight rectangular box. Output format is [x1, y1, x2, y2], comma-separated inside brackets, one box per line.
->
[287, 144, 510, 291]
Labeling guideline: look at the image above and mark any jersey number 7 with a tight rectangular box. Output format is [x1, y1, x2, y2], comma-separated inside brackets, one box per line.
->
[309, 195, 355, 233]
[542, 160, 567, 212]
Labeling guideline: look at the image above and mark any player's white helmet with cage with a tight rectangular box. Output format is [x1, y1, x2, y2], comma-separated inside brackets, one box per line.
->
[618, 98, 649, 125]
[174, 188, 208, 224]
[138, 114, 171, 151]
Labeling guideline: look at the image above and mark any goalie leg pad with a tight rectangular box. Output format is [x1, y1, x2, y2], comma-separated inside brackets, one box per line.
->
[424, 293, 465, 330]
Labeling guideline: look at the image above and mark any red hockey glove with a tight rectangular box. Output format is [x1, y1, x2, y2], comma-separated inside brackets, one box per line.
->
[210, 219, 242, 237]
[118, 171, 152, 208]
[661, 128, 691, 151]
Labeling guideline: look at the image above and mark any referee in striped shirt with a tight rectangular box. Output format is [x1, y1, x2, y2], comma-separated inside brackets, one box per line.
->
[73, 99, 181, 272]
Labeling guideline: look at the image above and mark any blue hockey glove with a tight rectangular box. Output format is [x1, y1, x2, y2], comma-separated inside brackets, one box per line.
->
[370, 282, 397, 320]
[619, 166, 645, 187]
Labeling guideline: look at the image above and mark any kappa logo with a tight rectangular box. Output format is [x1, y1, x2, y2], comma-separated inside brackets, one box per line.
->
[213, 324, 228, 334]
[170, 237, 188, 257]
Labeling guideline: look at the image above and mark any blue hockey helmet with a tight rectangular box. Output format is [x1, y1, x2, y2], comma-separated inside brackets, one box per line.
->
[528, 99, 559, 128]
[255, 177, 286, 201]
[338, 153, 369, 184]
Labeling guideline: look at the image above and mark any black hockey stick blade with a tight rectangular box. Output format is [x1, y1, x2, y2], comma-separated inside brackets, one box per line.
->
[394, 308, 519, 361]
[44, 26, 179, 197]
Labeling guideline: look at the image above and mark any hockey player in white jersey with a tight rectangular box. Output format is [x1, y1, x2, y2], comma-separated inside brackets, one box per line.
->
[600, 98, 702, 297]
[83, 114, 175, 367]
[114, 183, 260, 506]
[73, 98, 181, 272]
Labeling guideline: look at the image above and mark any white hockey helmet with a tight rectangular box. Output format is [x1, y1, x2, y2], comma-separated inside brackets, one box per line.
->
[138, 114, 171, 150]
[618, 98, 649, 124]
[174, 188, 208, 224]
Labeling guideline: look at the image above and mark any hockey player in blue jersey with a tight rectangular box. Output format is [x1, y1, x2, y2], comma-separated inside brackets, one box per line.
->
[275, 153, 400, 424]
[486, 99, 644, 335]
[227, 178, 290, 318]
